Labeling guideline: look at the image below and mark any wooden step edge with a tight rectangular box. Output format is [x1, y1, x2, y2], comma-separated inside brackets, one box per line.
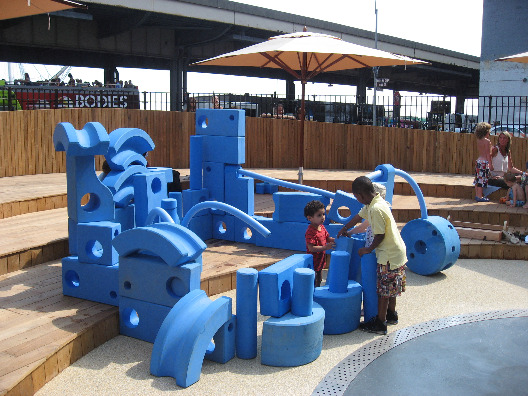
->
[0, 194, 68, 220]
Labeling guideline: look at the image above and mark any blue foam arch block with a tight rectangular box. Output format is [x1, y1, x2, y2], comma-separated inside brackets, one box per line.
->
[225, 165, 254, 215]
[119, 254, 202, 307]
[53, 122, 109, 156]
[360, 252, 378, 322]
[133, 171, 168, 227]
[261, 302, 325, 367]
[313, 281, 362, 334]
[102, 165, 149, 193]
[202, 135, 245, 165]
[236, 268, 258, 359]
[272, 192, 329, 223]
[113, 223, 206, 267]
[195, 109, 245, 137]
[77, 221, 121, 266]
[205, 314, 236, 364]
[150, 290, 233, 388]
[258, 254, 313, 318]
[327, 190, 364, 225]
[119, 296, 172, 343]
[106, 127, 155, 170]
[62, 256, 119, 306]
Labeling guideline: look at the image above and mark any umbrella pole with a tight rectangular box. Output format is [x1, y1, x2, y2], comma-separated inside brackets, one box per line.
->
[298, 80, 306, 184]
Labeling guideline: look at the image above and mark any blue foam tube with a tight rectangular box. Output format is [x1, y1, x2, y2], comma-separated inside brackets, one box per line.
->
[291, 268, 315, 317]
[189, 135, 203, 190]
[236, 268, 258, 359]
[327, 251, 350, 294]
[393, 168, 428, 219]
[145, 207, 175, 225]
[360, 252, 378, 322]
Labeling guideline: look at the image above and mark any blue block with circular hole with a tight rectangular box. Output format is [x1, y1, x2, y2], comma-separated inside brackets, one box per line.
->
[258, 254, 313, 318]
[133, 171, 168, 227]
[326, 190, 364, 225]
[212, 214, 235, 241]
[77, 221, 121, 266]
[195, 108, 245, 137]
[119, 296, 172, 343]
[401, 216, 460, 275]
[119, 254, 202, 307]
[62, 256, 119, 306]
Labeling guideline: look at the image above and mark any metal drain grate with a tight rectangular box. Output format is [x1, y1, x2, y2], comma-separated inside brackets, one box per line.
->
[312, 309, 528, 396]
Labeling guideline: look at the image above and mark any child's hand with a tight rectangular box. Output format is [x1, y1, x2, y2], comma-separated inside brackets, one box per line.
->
[358, 247, 372, 257]
[337, 228, 348, 238]
[325, 241, 336, 250]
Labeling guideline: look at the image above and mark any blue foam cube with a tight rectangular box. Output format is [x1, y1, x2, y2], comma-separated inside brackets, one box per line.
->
[119, 296, 172, 343]
[195, 109, 245, 137]
[77, 221, 121, 266]
[202, 136, 245, 164]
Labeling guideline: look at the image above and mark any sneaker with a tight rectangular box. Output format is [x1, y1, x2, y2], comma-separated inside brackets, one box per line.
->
[475, 196, 490, 202]
[359, 317, 387, 335]
[386, 310, 399, 325]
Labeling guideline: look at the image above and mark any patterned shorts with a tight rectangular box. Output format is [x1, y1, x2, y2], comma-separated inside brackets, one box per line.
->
[473, 159, 490, 188]
[377, 263, 406, 297]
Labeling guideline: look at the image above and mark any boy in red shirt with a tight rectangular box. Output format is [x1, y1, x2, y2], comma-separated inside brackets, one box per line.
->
[304, 200, 335, 287]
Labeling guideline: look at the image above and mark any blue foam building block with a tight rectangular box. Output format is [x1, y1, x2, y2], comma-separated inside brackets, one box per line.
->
[106, 127, 155, 170]
[272, 192, 330, 223]
[254, 218, 310, 251]
[133, 171, 168, 227]
[327, 190, 364, 225]
[115, 204, 135, 231]
[119, 296, 172, 343]
[255, 183, 266, 194]
[147, 167, 174, 184]
[77, 221, 121, 266]
[203, 161, 225, 213]
[161, 198, 180, 224]
[335, 235, 364, 282]
[195, 109, 245, 137]
[150, 290, 233, 388]
[182, 188, 209, 216]
[291, 268, 315, 317]
[205, 314, 236, 364]
[326, 251, 349, 293]
[168, 192, 183, 222]
[261, 302, 325, 367]
[360, 252, 378, 322]
[186, 212, 213, 241]
[189, 135, 204, 190]
[202, 135, 245, 164]
[53, 122, 109, 157]
[119, 254, 202, 307]
[236, 268, 258, 359]
[232, 216, 262, 244]
[265, 183, 278, 194]
[68, 218, 78, 255]
[225, 165, 254, 215]
[212, 214, 235, 241]
[313, 281, 362, 334]
[62, 256, 119, 306]
[113, 222, 206, 267]
[258, 254, 313, 318]
[102, 165, 149, 193]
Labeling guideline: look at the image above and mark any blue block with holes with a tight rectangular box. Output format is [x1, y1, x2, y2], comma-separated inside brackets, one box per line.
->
[133, 171, 168, 227]
[195, 109, 245, 137]
[212, 214, 235, 241]
[225, 165, 253, 215]
[327, 190, 364, 225]
[258, 254, 313, 318]
[119, 296, 172, 343]
[272, 192, 329, 223]
[205, 314, 236, 364]
[182, 188, 209, 216]
[77, 221, 121, 266]
[202, 136, 245, 165]
[232, 216, 260, 243]
[119, 254, 202, 307]
[62, 256, 119, 306]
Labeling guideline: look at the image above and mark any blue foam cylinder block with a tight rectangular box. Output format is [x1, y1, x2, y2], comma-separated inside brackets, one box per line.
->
[327, 251, 350, 293]
[313, 281, 362, 334]
[235, 268, 258, 359]
[119, 296, 171, 343]
[168, 192, 183, 222]
[291, 268, 315, 317]
[189, 135, 203, 190]
[161, 198, 180, 224]
[335, 235, 364, 282]
[261, 302, 325, 367]
[360, 252, 378, 322]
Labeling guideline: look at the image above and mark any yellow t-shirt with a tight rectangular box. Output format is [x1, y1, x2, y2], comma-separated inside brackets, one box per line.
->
[358, 193, 406, 269]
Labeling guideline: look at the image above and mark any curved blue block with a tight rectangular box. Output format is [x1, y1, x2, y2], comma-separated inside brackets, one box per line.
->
[150, 290, 232, 388]
[313, 281, 362, 334]
[113, 186, 134, 208]
[53, 122, 109, 156]
[113, 223, 206, 266]
[291, 268, 315, 317]
[106, 128, 155, 170]
[235, 268, 258, 359]
[261, 303, 325, 367]
[401, 216, 460, 275]
[102, 165, 149, 193]
[360, 252, 378, 322]
[371, 164, 396, 204]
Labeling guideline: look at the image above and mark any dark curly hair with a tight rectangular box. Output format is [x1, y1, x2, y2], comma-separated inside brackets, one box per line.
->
[304, 200, 325, 218]
[352, 176, 375, 195]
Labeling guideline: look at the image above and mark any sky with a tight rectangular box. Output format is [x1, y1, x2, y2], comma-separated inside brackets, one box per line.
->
[0, 0, 484, 97]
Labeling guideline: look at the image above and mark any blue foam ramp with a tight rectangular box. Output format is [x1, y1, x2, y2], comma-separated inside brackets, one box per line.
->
[119, 296, 171, 343]
[106, 127, 155, 170]
[313, 281, 362, 334]
[77, 221, 121, 266]
[202, 136, 245, 164]
[195, 109, 245, 137]
[119, 254, 202, 307]
[258, 254, 313, 318]
[113, 223, 206, 267]
[150, 290, 233, 388]
[62, 256, 119, 306]
[133, 171, 168, 227]
[272, 192, 329, 223]
[261, 302, 325, 367]
[360, 252, 378, 322]
[225, 165, 254, 215]
[53, 122, 109, 156]
[327, 190, 363, 225]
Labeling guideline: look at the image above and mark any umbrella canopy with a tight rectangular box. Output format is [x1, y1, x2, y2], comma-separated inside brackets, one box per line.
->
[193, 30, 425, 182]
[0, 0, 86, 21]
[496, 51, 528, 63]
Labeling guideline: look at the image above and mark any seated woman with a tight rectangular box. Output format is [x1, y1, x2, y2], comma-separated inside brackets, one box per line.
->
[488, 131, 523, 188]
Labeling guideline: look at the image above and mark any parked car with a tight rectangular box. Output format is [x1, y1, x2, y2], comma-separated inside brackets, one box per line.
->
[489, 125, 526, 138]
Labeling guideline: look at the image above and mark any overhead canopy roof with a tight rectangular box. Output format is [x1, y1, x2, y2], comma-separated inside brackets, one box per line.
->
[0, 0, 85, 21]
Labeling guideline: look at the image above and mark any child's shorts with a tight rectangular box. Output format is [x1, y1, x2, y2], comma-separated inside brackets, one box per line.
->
[508, 190, 526, 207]
[473, 159, 490, 188]
[377, 262, 406, 297]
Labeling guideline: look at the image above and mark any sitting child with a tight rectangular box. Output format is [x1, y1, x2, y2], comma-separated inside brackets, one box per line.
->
[504, 172, 526, 207]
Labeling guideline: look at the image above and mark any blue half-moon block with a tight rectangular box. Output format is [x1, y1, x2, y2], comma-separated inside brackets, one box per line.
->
[106, 127, 155, 170]
[53, 122, 109, 156]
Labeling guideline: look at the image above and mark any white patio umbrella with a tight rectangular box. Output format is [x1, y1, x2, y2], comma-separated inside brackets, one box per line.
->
[193, 29, 425, 183]
[496, 51, 528, 63]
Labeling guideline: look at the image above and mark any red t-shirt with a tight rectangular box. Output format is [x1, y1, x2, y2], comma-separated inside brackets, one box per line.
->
[305, 224, 330, 272]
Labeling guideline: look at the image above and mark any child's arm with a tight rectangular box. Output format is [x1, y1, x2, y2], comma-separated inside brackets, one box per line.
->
[346, 220, 369, 236]
[487, 139, 494, 171]
[306, 242, 335, 253]
[337, 214, 362, 237]
[358, 234, 385, 256]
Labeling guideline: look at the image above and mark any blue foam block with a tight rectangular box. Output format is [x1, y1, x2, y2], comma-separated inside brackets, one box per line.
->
[326, 251, 350, 293]
[186, 212, 213, 241]
[205, 314, 236, 364]
[360, 252, 378, 322]
[326, 190, 364, 225]
[195, 109, 245, 137]
[133, 171, 168, 227]
[114, 205, 135, 231]
[189, 135, 204, 190]
[182, 188, 209, 216]
[236, 268, 258, 359]
[258, 254, 313, 318]
[147, 167, 174, 184]
[261, 302, 325, 367]
[272, 192, 329, 223]
[313, 281, 362, 334]
[212, 214, 235, 241]
[254, 218, 309, 251]
[291, 268, 315, 317]
[335, 235, 364, 282]
[102, 165, 149, 193]
[119, 254, 202, 307]
[203, 161, 225, 213]
[106, 127, 155, 170]
[77, 221, 121, 266]
[371, 164, 396, 204]
[53, 122, 109, 156]
[232, 216, 261, 244]
[168, 192, 183, 222]
[68, 218, 78, 255]
[225, 165, 254, 215]
[161, 198, 180, 224]
[202, 135, 245, 164]
[62, 256, 119, 306]
[119, 296, 172, 343]
[150, 290, 233, 388]
[255, 183, 266, 194]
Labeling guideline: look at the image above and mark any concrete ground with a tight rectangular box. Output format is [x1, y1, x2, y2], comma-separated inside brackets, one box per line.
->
[36, 259, 528, 396]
